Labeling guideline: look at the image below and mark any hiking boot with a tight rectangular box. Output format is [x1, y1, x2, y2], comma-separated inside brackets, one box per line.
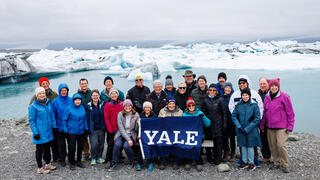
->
[147, 163, 154, 172]
[248, 164, 256, 171]
[239, 162, 249, 169]
[108, 162, 118, 172]
[270, 164, 280, 170]
[81, 156, 88, 162]
[159, 163, 166, 170]
[136, 163, 142, 171]
[281, 166, 290, 173]
[70, 164, 76, 171]
[254, 159, 261, 167]
[229, 154, 236, 162]
[59, 161, 66, 167]
[184, 163, 191, 171]
[37, 167, 50, 174]
[173, 163, 179, 170]
[76, 162, 85, 168]
[196, 164, 203, 172]
[128, 161, 135, 169]
[91, 159, 97, 166]
[97, 158, 105, 164]
[236, 159, 243, 166]
[222, 152, 229, 162]
[105, 161, 111, 169]
[45, 163, 56, 170]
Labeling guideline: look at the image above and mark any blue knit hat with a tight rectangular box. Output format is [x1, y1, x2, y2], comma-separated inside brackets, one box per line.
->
[167, 97, 176, 104]
[104, 76, 114, 85]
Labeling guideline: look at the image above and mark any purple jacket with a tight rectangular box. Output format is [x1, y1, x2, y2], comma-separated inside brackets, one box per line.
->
[260, 91, 295, 131]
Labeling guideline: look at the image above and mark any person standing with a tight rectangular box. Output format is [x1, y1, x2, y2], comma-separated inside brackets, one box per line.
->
[86, 89, 106, 166]
[126, 73, 151, 114]
[164, 75, 176, 99]
[216, 72, 227, 96]
[191, 75, 208, 111]
[77, 78, 92, 162]
[100, 76, 125, 102]
[146, 80, 167, 116]
[260, 78, 295, 173]
[51, 83, 73, 167]
[183, 70, 197, 97]
[63, 93, 88, 170]
[29, 87, 57, 174]
[174, 82, 188, 111]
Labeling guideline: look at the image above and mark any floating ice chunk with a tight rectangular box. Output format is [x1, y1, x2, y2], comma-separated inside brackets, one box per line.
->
[126, 69, 153, 81]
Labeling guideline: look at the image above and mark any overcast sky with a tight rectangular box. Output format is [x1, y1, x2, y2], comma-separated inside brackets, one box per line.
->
[1, 0, 319, 46]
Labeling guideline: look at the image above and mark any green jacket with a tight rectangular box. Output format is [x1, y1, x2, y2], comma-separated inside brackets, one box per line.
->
[190, 86, 208, 111]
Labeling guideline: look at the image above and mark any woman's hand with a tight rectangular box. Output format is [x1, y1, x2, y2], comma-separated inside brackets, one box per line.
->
[128, 140, 133, 147]
[137, 136, 140, 140]
[161, 114, 166, 118]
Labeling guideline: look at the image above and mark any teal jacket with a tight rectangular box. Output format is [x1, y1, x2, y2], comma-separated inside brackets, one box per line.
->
[100, 88, 125, 102]
[183, 108, 211, 138]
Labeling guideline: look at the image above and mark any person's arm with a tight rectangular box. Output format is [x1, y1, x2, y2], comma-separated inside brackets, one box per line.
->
[283, 94, 295, 132]
[231, 105, 241, 129]
[244, 104, 261, 133]
[104, 104, 113, 133]
[28, 105, 39, 135]
[62, 108, 70, 133]
[200, 111, 211, 127]
[260, 100, 267, 131]
[50, 103, 57, 128]
[255, 92, 264, 119]
[118, 90, 125, 101]
[228, 93, 235, 114]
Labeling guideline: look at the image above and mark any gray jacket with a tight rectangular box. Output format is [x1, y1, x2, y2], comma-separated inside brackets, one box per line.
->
[115, 112, 140, 142]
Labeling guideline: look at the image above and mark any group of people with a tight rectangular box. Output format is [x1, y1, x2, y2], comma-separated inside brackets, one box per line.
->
[28, 70, 295, 174]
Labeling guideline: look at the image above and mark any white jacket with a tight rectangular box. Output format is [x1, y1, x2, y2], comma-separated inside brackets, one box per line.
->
[228, 75, 264, 119]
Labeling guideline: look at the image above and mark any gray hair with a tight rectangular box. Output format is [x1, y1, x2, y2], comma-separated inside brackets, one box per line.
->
[153, 80, 162, 87]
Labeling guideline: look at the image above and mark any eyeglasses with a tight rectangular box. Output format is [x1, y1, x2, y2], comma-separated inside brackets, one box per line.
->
[208, 89, 216, 91]
[178, 87, 186, 89]
[135, 79, 143, 82]
[239, 82, 246, 85]
[188, 104, 195, 107]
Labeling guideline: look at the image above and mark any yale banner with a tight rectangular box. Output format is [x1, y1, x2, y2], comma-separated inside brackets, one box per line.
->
[139, 116, 203, 160]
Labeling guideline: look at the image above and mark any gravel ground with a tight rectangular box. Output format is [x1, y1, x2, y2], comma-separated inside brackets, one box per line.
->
[1, 118, 320, 180]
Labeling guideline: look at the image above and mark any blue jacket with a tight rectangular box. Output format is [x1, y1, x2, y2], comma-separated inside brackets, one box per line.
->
[63, 94, 88, 135]
[183, 108, 211, 138]
[232, 100, 261, 148]
[86, 100, 106, 134]
[51, 84, 73, 132]
[28, 99, 57, 144]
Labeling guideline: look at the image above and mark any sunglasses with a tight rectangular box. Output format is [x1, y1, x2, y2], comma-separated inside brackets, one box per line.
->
[239, 82, 246, 85]
[178, 87, 186, 89]
[135, 79, 143, 82]
[188, 104, 195, 107]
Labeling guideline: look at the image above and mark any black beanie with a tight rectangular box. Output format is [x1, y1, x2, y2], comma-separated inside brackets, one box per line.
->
[209, 83, 217, 90]
[241, 88, 251, 97]
[104, 76, 114, 85]
[218, 72, 227, 81]
[197, 75, 207, 83]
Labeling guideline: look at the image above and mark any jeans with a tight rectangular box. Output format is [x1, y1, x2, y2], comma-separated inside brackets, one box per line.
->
[51, 130, 59, 161]
[105, 132, 115, 162]
[241, 146, 254, 164]
[67, 134, 84, 164]
[112, 136, 142, 164]
[57, 132, 67, 161]
[89, 130, 105, 159]
[36, 142, 52, 168]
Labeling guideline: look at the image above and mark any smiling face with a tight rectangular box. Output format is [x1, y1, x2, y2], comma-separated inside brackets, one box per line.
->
[208, 88, 217, 96]
[154, 83, 162, 94]
[270, 84, 279, 94]
[60, 88, 68, 97]
[74, 99, 82, 106]
[178, 82, 187, 94]
[135, 79, 144, 88]
[218, 77, 226, 87]
[40, 81, 49, 91]
[104, 79, 113, 90]
[184, 75, 194, 85]
[124, 104, 132, 113]
[224, 86, 232, 95]
[187, 104, 196, 112]
[110, 91, 118, 101]
[168, 102, 176, 111]
[239, 81, 248, 90]
[241, 93, 250, 102]
[166, 84, 173, 91]
[198, 79, 206, 90]
[37, 91, 46, 101]
[144, 107, 151, 115]
[91, 92, 100, 103]
[80, 80, 88, 92]
[259, 78, 269, 92]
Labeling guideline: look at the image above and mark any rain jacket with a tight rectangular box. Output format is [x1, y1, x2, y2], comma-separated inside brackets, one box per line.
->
[183, 108, 211, 138]
[104, 99, 123, 133]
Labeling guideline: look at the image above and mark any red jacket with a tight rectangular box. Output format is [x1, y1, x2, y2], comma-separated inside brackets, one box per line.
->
[104, 100, 123, 133]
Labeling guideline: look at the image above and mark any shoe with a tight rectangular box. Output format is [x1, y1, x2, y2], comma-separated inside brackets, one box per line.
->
[229, 155, 236, 162]
[281, 166, 290, 173]
[196, 164, 203, 172]
[108, 162, 118, 172]
[76, 162, 85, 168]
[173, 163, 179, 170]
[213, 159, 221, 165]
[59, 161, 66, 167]
[222, 152, 229, 162]
[248, 164, 256, 171]
[263, 158, 271, 163]
[105, 161, 111, 169]
[184, 163, 191, 171]
[236, 159, 243, 166]
[70, 164, 76, 171]
[147, 163, 153, 172]
[239, 162, 249, 169]
[97, 158, 105, 164]
[91, 159, 97, 165]
[136, 164, 142, 171]
[45, 163, 56, 170]
[270, 164, 280, 170]
[254, 159, 261, 167]
[129, 161, 135, 169]
[159, 163, 166, 170]
[37, 167, 50, 174]
[81, 156, 88, 162]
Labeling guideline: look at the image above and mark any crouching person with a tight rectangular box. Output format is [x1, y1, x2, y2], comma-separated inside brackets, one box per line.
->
[232, 88, 261, 171]
[29, 87, 57, 174]
[86, 89, 106, 165]
[108, 99, 142, 171]
[63, 93, 88, 170]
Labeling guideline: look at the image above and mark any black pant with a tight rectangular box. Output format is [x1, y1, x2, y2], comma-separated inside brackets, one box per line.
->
[223, 135, 236, 155]
[36, 142, 51, 168]
[67, 134, 84, 165]
[213, 136, 223, 162]
[260, 129, 271, 159]
[57, 132, 68, 161]
[106, 132, 115, 162]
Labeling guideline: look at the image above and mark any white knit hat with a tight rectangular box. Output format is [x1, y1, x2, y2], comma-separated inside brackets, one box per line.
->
[35, 87, 45, 97]
[109, 87, 119, 96]
[143, 101, 152, 110]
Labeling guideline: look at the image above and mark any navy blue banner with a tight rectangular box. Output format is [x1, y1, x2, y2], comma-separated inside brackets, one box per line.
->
[139, 116, 203, 160]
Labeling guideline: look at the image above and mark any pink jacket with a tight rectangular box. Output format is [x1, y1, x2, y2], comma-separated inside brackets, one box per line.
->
[260, 91, 295, 131]
[104, 100, 123, 133]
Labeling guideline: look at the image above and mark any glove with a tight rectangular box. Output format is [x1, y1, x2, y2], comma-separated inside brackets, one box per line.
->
[34, 134, 40, 140]
[238, 127, 247, 135]
[199, 114, 204, 118]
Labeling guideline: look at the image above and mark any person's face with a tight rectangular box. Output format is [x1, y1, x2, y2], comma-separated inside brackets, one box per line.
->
[168, 102, 176, 111]
[198, 79, 206, 89]
[208, 88, 217, 96]
[218, 77, 226, 86]
[270, 85, 279, 94]
[166, 85, 173, 91]
[135, 79, 143, 88]
[91, 92, 100, 102]
[144, 107, 151, 114]
[124, 104, 132, 113]
[242, 93, 250, 102]
[239, 81, 248, 90]
[259, 79, 269, 92]
[184, 75, 194, 84]
[154, 83, 162, 94]
[60, 88, 68, 97]
[80, 80, 88, 92]
[188, 104, 196, 112]
[41, 81, 49, 91]
[110, 91, 119, 101]
[224, 86, 232, 95]
[74, 99, 82, 106]
[37, 92, 46, 101]
[178, 84, 187, 94]
[104, 80, 113, 90]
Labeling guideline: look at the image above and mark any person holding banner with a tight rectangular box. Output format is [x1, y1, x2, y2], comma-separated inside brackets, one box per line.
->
[182, 97, 211, 171]
[108, 99, 142, 171]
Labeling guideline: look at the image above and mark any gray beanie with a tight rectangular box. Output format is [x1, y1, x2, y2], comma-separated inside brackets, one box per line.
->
[143, 101, 153, 110]
[109, 88, 119, 96]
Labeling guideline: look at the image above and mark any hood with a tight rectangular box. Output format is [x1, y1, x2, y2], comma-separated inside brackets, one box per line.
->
[72, 93, 82, 100]
[58, 83, 69, 97]
[238, 75, 251, 88]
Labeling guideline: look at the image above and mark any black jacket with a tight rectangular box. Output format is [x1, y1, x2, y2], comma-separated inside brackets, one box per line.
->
[140, 111, 157, 118]
[186, 80, 197, 97]
[191, 86, 208, 112]
[146, 91, 167, 116]
[126, 85, 151, 114]
[174, 91, 188, 111]
[223, 94, 235, 137]
[203, 95, 227, 138]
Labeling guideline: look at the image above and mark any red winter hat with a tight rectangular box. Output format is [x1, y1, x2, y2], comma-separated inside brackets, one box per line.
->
[267, 78, 280, 88]
[39, 77, 49, 86]
[186, 97, 196, 107]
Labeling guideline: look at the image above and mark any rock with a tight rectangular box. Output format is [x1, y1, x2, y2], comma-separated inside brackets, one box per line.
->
[288, 134, 299, 141]
[0, 137, 7, 141]
[217, 164, 230, 172]
[8, 150, 18, 154]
